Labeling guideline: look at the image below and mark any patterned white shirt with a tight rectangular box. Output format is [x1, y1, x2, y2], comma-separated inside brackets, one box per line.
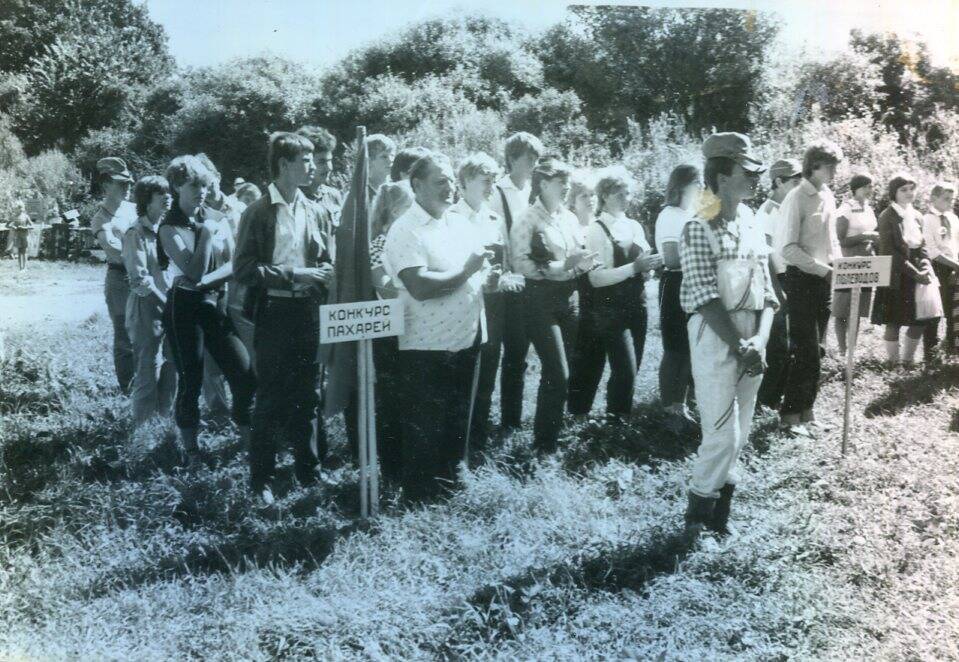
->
[268, 183, 309, 292]
[384, 201, 487, 352]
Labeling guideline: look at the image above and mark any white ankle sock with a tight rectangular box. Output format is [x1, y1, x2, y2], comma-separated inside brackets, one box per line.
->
[902, 335, 921, 364]
[884, 340, 900, 364]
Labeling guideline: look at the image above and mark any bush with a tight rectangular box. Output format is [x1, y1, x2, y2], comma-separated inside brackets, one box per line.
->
[17, 149, 82, 209]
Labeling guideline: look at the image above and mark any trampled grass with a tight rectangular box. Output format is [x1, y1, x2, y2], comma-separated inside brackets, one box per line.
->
[1, 264, 958, 660]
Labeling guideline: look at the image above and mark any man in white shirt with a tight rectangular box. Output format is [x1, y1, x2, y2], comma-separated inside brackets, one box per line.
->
[384, 151, 490, 502]
[755, 158, 801, 411]
[922, 182, 959, 356]
[489, 132, 544, 431]
[234, 132, 334, 504]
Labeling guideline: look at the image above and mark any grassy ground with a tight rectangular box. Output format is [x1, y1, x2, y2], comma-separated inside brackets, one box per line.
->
[0, 257, 102, 297]
[1, 263, 958, 660]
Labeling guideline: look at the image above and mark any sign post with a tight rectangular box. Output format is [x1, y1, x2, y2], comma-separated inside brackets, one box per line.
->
[320, 299, 404, 518]
[832, 255, 892, 455]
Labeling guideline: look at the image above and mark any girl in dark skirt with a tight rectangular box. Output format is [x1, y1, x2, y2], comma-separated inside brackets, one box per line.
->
[654, 165, 702, 432]
[871, 173, 937, 367]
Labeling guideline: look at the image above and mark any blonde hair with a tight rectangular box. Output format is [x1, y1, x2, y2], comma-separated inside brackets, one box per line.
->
[594, 166, 634, 214]
[370, 182, 414, 240]
[457, 152, 499, 187]
[565, 169, 595, 210]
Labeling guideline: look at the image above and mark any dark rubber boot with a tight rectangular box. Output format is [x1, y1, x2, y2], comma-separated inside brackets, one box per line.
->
[709, 483, 735, 536]
[684, 491, 716, 533]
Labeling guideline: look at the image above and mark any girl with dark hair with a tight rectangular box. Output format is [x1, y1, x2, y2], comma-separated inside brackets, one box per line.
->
[159, 155, 256, 460]
[654, 164, 702, 432]
[871, 173, 937, 367]
[510, 156, 597, 452]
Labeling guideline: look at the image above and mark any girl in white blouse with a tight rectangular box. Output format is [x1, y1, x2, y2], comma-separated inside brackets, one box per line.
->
[569, 167, 662, 417]
[509, 156, 595, 453]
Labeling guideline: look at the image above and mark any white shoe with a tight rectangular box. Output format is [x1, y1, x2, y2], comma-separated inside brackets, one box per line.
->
[255, 486, 275, 506]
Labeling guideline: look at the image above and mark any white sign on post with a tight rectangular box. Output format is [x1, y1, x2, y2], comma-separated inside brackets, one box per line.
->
[832, 256, 892, 289]
[832, 255, 892, 455]
[319, 299, 404, 344]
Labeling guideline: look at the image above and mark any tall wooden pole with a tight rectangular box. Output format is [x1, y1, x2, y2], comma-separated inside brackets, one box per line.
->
[842, 286, 861, 456]
[358, 337, 369, 519]
[365, 339, 379, 516]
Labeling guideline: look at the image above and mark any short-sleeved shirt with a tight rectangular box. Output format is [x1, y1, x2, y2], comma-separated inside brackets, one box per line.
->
[922, 209, 959, 262]
[680, 206, 778, 314]
[590, 211, 651, 269]
[755, 198, 787, 274]
[446, 198, 509, 271]
[369, 233, 387, 269]
[91, 200, 138, 265]
[384, 201, 487, 352]
[835, 200, 878, 258]
[654, 205, 692, 258]
[509, 200, 586, 281]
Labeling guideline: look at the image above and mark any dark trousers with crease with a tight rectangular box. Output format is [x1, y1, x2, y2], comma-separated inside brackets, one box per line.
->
[372, 334, 403, 483]
[472, 291, 505, 452]
[922, 262, 954, 356]
[163, 287, 255, 430]
[500, 290, 530, 429]
[250, 297, 325, 490]
[526, 280, 579, 452]
[568, 300, 647, 416]
[780, 268, 830, 416]
[399, 342, 479, 502]
[757, 274, 790, 410]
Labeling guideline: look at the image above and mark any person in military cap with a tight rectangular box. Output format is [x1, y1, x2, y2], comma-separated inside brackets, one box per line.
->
[91, 156, 138, 392]
[680, 132, 779, 536]
[774, 140, 844, 434]
[755, 158, 802, 411]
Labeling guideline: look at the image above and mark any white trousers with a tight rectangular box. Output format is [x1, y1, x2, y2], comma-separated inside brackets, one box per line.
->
[688, 310, 763, 499]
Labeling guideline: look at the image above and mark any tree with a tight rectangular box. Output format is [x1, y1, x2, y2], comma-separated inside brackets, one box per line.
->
[850, 30, 959, 142]
[165, 56, 320, 185]
[536, 7, 780, 139]
[6, 0, 173, 154]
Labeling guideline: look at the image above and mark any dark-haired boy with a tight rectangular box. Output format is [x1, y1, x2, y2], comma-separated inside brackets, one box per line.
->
[234, 132, 334, 504]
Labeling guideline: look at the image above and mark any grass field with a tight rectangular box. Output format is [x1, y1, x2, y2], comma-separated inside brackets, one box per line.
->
[1, 261, 958, 660]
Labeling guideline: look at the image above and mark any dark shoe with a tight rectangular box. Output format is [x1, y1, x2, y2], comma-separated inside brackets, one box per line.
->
[684, 491, 716, 533]
[708, 483, 735, 536]
[296, 465, 326, 488]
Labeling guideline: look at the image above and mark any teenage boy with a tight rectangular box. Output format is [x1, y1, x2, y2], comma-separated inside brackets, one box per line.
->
[91, 157, 138, 392]
[755, 158, 801, 411]
[366, 134, 396, 201]
[296, 125, 343, 243]
[775, 139, 844, 433]
[234, 132, 334, 504]
[489, 132, 544, 432]
[922, 182, 959, 357]
[681, 132, 778, 535]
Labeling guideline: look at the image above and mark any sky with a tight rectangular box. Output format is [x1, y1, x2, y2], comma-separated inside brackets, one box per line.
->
[142, 0, 959, 72]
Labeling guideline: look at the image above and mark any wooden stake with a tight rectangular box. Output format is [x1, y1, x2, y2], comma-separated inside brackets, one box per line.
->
[358, 339, 369, 519]
[842, 286, 861, 456]
[365, 339, 379, 516]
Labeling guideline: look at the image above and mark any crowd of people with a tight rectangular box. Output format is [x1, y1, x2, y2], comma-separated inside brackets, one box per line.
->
[84, 124, 958, 534]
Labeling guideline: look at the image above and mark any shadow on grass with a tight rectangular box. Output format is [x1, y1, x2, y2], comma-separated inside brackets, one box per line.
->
[863, 362, 959, 418]
[559, 402, 702, 475]
[437, 526, 699, 653]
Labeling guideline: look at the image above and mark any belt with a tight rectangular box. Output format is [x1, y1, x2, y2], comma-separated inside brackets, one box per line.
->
[266, 288, 313, 299]
[107, 263, 127, 273]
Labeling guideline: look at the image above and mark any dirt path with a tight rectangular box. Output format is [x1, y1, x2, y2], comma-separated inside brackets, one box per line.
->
[0, 286, 105, 330]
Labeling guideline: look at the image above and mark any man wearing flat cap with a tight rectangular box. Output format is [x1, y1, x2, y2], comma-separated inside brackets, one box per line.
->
[679, 132, 779, 537]
[755, 158, 802, 411]
[774, 140, 844, 434]
[91, 156, 138, 392]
